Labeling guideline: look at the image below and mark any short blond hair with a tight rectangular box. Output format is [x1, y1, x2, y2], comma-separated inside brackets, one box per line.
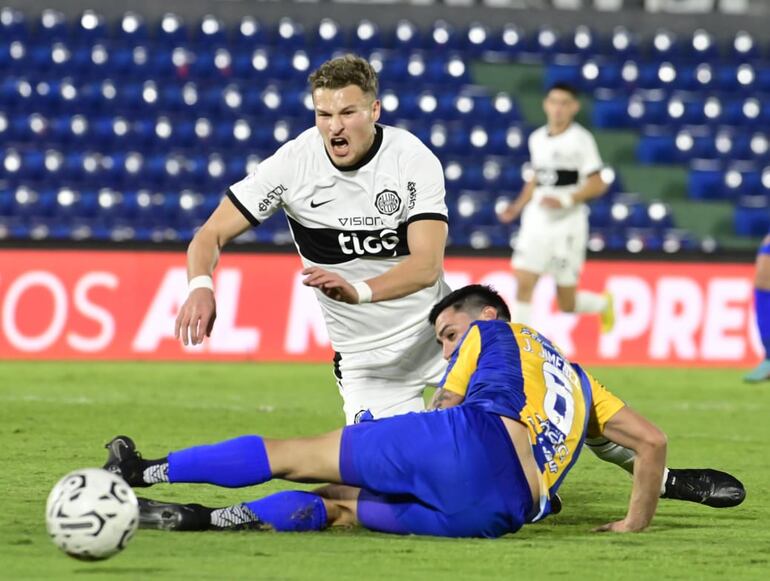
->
[308, 54, 379, 99]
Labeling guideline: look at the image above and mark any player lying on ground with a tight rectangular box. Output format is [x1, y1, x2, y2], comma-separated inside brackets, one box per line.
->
[103, 286, 745, 537]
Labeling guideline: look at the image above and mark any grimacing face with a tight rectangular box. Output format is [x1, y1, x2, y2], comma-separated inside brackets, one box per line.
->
[434, 305, 498, 360]
[543, 88, 579, 129]
[313, 85, 381, 167]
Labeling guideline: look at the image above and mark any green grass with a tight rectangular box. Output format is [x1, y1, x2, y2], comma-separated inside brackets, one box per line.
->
[0, 362, 767, 580]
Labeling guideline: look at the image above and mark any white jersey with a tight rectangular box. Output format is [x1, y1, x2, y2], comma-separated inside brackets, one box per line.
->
[228, 124, 450, 354]
[521, 122, 603, 230]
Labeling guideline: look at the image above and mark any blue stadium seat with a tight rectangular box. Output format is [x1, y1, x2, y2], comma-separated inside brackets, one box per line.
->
[195, 15, 227, 47]
[427, 20, 461, 52]
[115, 12, 149, 45]
[389, 20, 423, 52]
[272, 18, 306, 49]
[647, 30, 683, 62]
[606, 26, 639, 59]
[729, 31, 759, 62]
[689, 160, 726, 200]
[350, 20, 382, 52]
[311, 18, 344, 50]
[35, 10, 68, 42]
[155, 13, 189, 46]
[74, 10, 108, 45]
[688, 29, 720, 62]
[233, 16, 267, 48]
[533, 26, 562, 57]
[0, 8, 27, 41]
[734, 202, 770, 236]
[564, 25, 602, 57]
[495, 24, 527, 58]
[462, 23, 494, 56]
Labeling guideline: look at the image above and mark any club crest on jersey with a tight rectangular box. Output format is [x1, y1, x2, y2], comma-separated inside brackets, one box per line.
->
[374, 189, 401, 216]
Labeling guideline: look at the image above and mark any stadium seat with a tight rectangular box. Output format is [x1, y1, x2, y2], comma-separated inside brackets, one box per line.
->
[74, 10, 108, 45]
[233, 16, 268, 48]
[0, 7, 27, 41]
[734, 202, 770, 236]
[350, 20, 383, 52]
[606, 26, 640, 59]
[688, 160, 727, 200]
[195, 15, 228, 47]
[388, 20, 424, 52]
[115, 12, 149, 45]
[427, 20, 461, 52]
[155, 13, 189, 46]
[728, 31, 759, 62]
[273, 18, 306, 49]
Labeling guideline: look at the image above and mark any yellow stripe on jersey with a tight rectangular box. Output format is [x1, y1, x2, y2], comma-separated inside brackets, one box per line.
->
[442, 325, 482, 397]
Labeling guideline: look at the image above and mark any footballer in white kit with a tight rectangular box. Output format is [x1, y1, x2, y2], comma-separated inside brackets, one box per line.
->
[499, 83, 613, 330]
[514, 122, 600, 284]
[174, 55, 450, 424]
[228, 124, 450, 422]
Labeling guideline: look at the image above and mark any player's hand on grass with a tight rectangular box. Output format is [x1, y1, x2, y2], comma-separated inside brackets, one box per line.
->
[592, 519, 646, 533]
[174, 289, 216, 346]
[302, 267, 358, 304]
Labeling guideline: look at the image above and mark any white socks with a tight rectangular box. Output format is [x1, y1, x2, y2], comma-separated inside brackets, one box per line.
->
[575, 291, 608, 314]
[586, 437, 669, 495]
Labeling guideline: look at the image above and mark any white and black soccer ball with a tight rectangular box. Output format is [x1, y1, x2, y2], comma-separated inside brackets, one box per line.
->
[45, 468, 139, 561]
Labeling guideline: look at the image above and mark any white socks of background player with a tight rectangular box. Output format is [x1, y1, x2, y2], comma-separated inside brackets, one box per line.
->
[586, 437, 669, 496]
[513, 301, 533, 324]
[575, 291, 608, 314]
[513, 291, 606, 323]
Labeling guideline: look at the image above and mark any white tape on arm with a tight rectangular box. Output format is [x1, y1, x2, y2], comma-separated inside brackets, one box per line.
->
[560, 192, 575, 209]
[352, 281, 373, 304]
[188, 275, 214, 293]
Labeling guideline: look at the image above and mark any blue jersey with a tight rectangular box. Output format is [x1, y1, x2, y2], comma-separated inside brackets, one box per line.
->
[440, 320, 625, 519]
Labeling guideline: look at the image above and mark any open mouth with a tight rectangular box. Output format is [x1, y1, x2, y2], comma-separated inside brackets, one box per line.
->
[330, 137, 349, 157]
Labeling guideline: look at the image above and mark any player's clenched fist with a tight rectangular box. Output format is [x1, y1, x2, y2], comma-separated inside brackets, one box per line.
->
[175, 289, 217, 346]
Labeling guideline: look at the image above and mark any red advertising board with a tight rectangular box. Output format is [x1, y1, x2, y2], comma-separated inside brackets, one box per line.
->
[0, 249, 760, 366]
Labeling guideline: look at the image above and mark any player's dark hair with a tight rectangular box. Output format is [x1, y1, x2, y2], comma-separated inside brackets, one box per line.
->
[547, 82, 579, 98]
[428, 285, 512, 326]
[308, 54, 379, 99]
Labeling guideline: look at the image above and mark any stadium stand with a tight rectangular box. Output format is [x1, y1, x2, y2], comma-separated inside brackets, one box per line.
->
[0, 6, 749, 251]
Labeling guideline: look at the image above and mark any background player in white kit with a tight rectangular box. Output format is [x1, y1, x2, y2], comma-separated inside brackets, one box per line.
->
[174, 54, 450, 424]
[498, 83, 614, 330]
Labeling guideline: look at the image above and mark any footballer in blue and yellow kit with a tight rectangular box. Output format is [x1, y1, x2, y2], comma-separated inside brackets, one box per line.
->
[338, 319, 625, 537]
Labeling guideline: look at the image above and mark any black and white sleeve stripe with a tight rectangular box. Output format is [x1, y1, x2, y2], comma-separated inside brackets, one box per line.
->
[226, 188, 261, 227]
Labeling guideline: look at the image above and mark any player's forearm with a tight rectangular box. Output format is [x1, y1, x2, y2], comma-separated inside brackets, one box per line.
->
[366, 254, 442, 301]
[186, 226, 224, 279]
[623, 436, 667, 531]
[570, 175, 608, 204]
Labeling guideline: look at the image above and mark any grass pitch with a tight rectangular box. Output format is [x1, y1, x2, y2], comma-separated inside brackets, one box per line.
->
[0, 361, 767, 580]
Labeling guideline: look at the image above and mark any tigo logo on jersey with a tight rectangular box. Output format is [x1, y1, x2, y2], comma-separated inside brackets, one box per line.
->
[374, 190, 401, 215]
[337, 229, 400, 256]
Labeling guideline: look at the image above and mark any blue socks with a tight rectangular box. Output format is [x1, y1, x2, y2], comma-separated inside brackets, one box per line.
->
[245, 491, 328, 532]
[167, 435, 271, 487]
[756, 289, 770, 358]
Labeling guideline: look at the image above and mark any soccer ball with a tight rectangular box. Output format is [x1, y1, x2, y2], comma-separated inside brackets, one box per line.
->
[45, 468, 139, 561]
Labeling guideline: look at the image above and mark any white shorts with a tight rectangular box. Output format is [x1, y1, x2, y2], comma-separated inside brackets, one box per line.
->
[512, 218, 588, 287]
[333, 323, 446, 425]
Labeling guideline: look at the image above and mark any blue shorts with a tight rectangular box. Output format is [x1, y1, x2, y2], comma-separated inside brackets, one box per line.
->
[339, 405, 533, 538]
